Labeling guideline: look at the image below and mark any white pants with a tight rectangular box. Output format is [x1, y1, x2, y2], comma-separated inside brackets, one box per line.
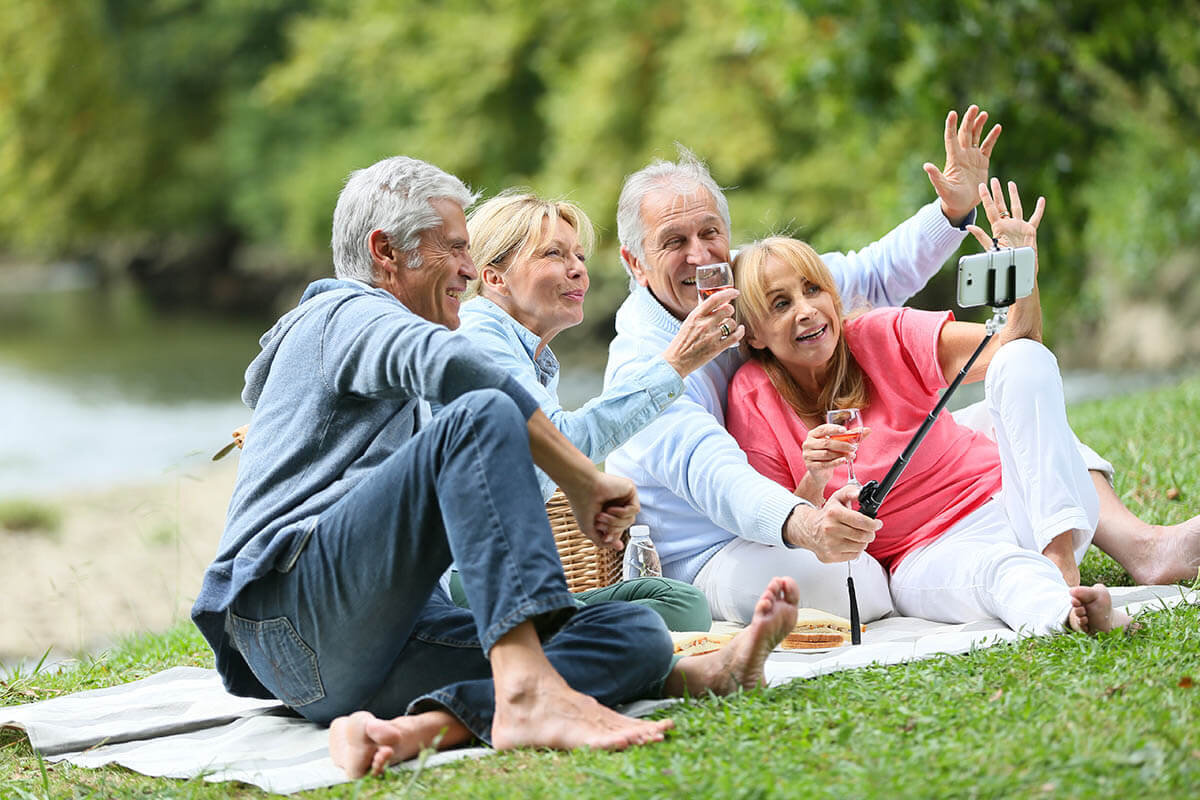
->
[694, 537, 894, 624]
[891, 340, 1099, 635]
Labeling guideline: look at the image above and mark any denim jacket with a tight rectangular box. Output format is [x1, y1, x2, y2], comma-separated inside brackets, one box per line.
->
[456, 296, 684, 500]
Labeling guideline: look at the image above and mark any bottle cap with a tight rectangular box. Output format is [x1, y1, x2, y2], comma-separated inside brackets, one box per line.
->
[629, 524, 650, 540]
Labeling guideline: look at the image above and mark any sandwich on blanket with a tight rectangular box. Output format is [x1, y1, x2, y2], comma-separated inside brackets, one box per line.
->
[670, 609, 865, 655]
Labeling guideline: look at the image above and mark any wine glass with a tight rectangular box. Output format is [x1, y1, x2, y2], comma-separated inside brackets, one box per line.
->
[694, 262, 734, 301]
[825, 408, 864, 487]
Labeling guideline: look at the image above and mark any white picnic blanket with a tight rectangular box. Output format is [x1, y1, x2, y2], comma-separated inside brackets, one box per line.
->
[2, 584, 1194, 795]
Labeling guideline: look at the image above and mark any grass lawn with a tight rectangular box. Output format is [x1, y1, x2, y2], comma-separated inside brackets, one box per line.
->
[3, 376, 1199, 799]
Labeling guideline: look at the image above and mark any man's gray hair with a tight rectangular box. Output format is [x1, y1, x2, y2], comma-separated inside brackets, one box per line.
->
[616, 145, 732, 263]
[331, 156, 477, 283]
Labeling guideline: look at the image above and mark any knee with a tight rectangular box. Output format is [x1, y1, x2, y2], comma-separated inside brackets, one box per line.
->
[440, 389, 525, 438]
[987, 339, 1061, 398]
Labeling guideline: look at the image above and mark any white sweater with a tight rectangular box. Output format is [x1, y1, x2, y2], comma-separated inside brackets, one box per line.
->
[603, 201, 970, 582]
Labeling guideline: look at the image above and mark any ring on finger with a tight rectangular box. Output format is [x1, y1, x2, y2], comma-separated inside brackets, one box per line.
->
[999, 210, 1011, 218]
[720, 323, 732, 339]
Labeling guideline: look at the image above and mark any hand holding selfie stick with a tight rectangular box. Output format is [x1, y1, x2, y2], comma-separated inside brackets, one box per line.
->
[847, 247, 1032, 643]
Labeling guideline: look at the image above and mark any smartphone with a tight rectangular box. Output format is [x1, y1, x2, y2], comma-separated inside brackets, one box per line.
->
[957, 246, 1036, 308]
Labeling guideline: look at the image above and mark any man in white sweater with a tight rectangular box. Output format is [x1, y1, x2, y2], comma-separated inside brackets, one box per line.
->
[604, 107, 1199, 624]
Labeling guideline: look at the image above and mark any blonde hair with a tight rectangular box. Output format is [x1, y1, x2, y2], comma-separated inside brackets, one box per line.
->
[733, 237, 870, 419]
[466, 190, 595, 298]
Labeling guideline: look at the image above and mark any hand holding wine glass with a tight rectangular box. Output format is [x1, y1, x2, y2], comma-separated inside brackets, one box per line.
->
[825, 408, 865, 487]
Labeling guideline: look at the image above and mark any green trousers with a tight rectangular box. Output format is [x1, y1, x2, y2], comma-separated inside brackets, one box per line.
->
[448, 572, 711, 632]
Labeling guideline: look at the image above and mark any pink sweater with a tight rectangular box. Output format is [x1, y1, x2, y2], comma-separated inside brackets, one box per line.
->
[727, 307, 1002, 570]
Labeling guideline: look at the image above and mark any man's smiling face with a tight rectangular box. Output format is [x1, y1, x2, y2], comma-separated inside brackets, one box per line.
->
[626, 186, 731, 320]
[385, 198, 476, 329]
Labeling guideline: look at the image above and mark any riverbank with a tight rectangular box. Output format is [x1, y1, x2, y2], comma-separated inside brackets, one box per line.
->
[0, 459, 237, 667]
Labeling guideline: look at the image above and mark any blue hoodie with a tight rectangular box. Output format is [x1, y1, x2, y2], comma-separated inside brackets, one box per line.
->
[191, 279, 539, 698]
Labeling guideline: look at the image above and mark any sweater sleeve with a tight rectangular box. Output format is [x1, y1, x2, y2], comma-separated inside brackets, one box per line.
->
[824, 201, 968, 309]
[615, 366, 809, 549]
[319, 295, 540, 419]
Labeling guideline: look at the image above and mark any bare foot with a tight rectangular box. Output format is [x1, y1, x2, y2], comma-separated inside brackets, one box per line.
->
[665, 576, 800, 697]
[488, 621, 673, 753]
[1136, 517, 1200, 585]
[328, 709, 471, 778]
[490, 671, 673, 752]
[1067, 583, 1133, 634]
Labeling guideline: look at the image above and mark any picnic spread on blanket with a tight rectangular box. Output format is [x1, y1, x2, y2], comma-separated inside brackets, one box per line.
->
[3, 585, 1193, 796]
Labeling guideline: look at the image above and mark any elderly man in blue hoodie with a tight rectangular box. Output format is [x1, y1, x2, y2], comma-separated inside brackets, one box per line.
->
[192, 156, 800, 777]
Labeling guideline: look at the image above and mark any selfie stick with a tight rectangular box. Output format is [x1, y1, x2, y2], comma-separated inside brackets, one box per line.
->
[847, 257, 1020, 644]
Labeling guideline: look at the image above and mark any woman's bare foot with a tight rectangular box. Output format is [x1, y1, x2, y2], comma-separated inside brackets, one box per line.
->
[665, 576, 800, 697]
[329, 709, 471, 778]
[1066, 583, 1133, 634]
[488, 621, 674, 753]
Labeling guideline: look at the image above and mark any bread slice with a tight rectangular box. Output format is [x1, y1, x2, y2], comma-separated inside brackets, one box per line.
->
[672, 632, 735, 656]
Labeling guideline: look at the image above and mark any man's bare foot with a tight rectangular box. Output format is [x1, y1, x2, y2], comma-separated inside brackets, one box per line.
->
[1133, 517, 1200, 585]
[665, 576, 800, 697]
[488, 621, 673, 753]
[329, 709, 472, 778]
[490, 671, 673, 752]
[1067, 583, 1133, 634]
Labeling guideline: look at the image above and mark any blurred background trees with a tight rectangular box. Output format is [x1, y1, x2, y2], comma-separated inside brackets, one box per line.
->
[2, 0, 1197, 366]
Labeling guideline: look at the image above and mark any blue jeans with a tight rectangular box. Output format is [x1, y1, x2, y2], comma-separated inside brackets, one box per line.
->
[227, 390, 673, 741]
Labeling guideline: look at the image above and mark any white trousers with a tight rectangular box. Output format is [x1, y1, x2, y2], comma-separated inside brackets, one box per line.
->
[694, 538, 895, 624]
[891, 340, 1099, 635]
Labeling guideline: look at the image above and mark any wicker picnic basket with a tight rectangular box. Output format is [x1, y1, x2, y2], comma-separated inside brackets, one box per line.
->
[546, 489, 625, 593]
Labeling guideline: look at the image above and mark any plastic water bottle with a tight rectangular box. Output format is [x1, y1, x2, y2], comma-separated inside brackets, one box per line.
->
[623, 525, 662, 580]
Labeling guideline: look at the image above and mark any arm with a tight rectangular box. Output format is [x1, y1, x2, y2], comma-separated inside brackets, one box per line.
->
[938, 180, 1046, 384]
[828, 105, 1002, 308]
[526, 409, 639, 550]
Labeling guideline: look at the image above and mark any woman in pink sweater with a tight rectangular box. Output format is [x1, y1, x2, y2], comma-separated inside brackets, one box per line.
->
[726, 180, 1130, 636]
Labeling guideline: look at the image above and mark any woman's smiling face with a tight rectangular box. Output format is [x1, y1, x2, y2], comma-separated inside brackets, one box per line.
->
[499, 214, 590, 342]
[744, 254, 841, 379]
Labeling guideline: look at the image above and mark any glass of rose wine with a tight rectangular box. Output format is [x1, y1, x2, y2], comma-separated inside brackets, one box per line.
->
[825, 408, 864, 487]
[695, 262, 734, 301]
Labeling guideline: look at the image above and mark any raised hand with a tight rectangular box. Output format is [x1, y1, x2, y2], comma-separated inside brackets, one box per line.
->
[965, 178, 1045, 253]
[662, 287, 743, 377]
[923, 105, 1002, 226]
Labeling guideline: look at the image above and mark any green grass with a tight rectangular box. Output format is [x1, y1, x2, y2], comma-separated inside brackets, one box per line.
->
[0, 499, 62, 535]
[3, 376, 1199, 798]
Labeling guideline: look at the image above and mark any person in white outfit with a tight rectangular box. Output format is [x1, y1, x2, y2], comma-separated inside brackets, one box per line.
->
[725, 180, 1130, 635]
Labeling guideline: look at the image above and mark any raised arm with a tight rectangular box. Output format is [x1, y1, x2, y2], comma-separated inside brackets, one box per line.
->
[828, 105, 1002, 308]
[938, 179, 1046, 384]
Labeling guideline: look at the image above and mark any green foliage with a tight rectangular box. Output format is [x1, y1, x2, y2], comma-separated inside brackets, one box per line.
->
[1, 0, 1199, 352]
[0, 499, 61, 535]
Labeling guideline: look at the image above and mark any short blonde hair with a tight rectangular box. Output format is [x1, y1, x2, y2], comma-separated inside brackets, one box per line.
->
[466, 190, 595, 297]
[733, 237, 869, 418]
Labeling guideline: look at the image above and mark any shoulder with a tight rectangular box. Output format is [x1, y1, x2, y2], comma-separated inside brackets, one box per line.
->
[730, 358, 771, 395]
[846, 307, 951, 348]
